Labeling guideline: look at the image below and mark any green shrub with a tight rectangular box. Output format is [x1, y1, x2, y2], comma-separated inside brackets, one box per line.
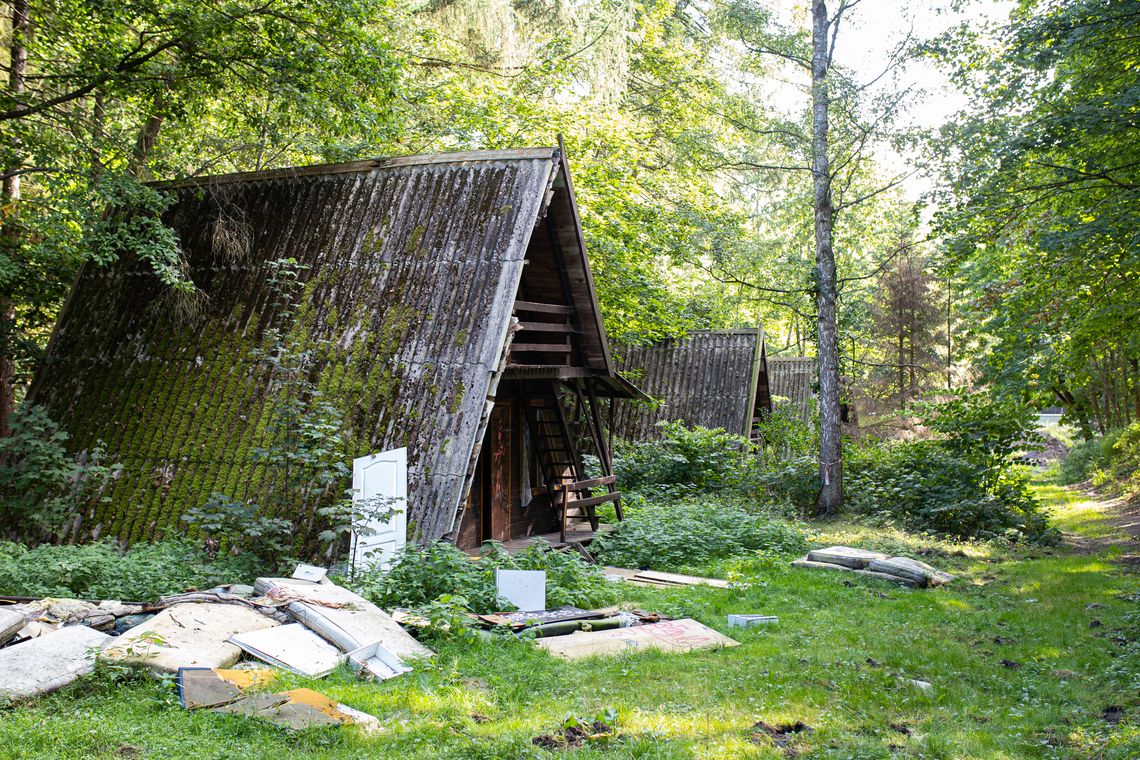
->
[591, 498, 807, 571]
[755, 455, 819, 511]
[1060, 433, 1114, 485]
[353, 539, 617, 613]
[1101, 424, 1140, 490]
[0, 540, 265, 600]
[847, 440, 1058, 543]
[613, 422, 756, 494]
[1065, 423, 1140, 494]
[0, 404, 120, 541]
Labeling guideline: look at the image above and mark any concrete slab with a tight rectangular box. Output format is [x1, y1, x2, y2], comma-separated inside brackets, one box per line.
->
[103, 603, 279, 673]
[0, 625, 111, 700]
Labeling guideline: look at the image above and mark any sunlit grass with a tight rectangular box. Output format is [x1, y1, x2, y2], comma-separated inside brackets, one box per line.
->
[1, 479, 1137, 758]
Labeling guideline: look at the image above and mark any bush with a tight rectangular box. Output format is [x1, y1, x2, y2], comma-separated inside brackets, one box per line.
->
[847, 440, 1058, 543]
[0, 405, 120, 541]
[0, 540, 265, 600]
[591, 498, 807, 571]
[353, 539, 617, 613]
[1060, 434, 1114, 485]
[613, 422, 756, 495]
[1062, 423, 1140, 494]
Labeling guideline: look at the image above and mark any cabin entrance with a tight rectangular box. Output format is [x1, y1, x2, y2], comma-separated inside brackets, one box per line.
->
[481, 402, 512, 543]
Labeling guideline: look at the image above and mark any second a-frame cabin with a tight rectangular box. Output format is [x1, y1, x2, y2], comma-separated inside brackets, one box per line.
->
[612, 328, 772, 443]
[29, 147, 638, 552]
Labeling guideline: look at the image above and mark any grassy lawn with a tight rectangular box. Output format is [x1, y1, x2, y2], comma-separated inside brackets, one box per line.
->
[1, 483, 1137, 759]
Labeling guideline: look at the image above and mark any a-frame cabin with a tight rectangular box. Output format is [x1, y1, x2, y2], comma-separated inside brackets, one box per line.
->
[29, 147, 637, 551]
[612, 328, 772, 443]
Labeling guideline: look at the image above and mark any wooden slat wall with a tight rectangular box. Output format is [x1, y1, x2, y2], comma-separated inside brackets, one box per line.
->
[767, 356, 817, 423]
[611, 330, 761, 442]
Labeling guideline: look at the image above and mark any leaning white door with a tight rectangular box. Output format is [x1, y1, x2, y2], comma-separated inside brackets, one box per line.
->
[351, 447, 408, 570]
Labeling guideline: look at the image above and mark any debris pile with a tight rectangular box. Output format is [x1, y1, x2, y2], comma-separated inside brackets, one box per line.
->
[792, 546, 955, 587]
[0, 564, 432, 732]
[0, 563, 740, 726]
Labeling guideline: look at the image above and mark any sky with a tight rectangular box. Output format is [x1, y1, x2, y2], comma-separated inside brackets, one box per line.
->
[765, 0, 1017, 198]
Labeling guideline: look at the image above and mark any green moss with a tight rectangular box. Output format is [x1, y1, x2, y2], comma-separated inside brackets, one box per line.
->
[405, 224, 426, 255]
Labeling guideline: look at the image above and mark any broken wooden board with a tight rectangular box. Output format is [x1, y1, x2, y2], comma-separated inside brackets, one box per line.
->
[634, 570, 731, 588]
[0, 625, 111, 700]
[603, 567, 730, 588]
[177, 667, 278, 709]
[255, 577, 433, 661]
[534, 618, 738, 660]
[103, 603, 279, 673]
[229, 623, 342, 678]
[806, 546, 889, 569]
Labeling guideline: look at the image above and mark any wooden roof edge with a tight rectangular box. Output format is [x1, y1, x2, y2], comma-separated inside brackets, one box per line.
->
[554, 135, 614, 374]
[153, 147, 559, 190]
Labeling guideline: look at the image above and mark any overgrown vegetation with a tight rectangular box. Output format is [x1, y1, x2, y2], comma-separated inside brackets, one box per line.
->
[591, 498, 807, 572]
[2, 480, 1138, 758]
[0, 405, 120, 542]
[0, 539, 264, 600]
[353, 540, 617, 616]
[1061, 423, 1140, 496]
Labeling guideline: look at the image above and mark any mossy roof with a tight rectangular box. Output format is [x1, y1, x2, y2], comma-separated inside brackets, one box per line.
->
[30, 149, 562, 544]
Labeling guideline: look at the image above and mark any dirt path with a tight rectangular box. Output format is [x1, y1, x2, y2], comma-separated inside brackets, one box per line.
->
[1062, 485, 1140, 567]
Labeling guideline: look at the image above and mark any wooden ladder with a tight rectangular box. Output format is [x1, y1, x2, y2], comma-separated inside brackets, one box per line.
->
[520, 384, 596, 539]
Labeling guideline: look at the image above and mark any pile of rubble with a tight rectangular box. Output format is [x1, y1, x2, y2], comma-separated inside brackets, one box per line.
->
[792, 546, 955, 588]
[0, 564, 740, 730]
[0, 564, 432, 731]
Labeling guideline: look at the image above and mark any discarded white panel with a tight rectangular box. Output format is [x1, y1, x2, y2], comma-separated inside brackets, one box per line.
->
[255, 577, 433, 661]
[229, 623, 342, 678]
[346, 641, 411, 680]
[291, 564, 329, 583]
[351, 447, 408, 570]
[727, 614, 778, 627]
[0, 607, 23, 644]
[495, 569, 546, 612]
[0, 625, 111, 700]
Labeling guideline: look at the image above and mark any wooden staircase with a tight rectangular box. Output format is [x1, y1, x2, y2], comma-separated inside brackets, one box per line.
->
[519, 382, 620, 541]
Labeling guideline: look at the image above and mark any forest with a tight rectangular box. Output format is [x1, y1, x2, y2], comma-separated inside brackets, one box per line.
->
[0, 1, 1138, 758]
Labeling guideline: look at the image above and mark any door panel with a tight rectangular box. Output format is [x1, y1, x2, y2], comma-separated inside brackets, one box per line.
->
[351, 447, 408, 570]
[488, 404, 511, 542]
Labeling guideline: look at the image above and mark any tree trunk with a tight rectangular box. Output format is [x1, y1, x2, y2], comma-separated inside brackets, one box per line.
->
[812, 0, 842, 515]
[0, 0, 30, 438]
[897, 331, 905, 410]
[1130, 356, 1140, 423]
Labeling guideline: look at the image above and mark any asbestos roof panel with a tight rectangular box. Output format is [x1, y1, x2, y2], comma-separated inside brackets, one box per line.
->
[612, 330, 760, 441]
[767, 356, 817, 423]
[31, 151, 557, 544]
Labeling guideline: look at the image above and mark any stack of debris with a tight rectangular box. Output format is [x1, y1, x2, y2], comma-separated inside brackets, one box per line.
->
[792, 546, 955, 588]
[469, 569, 738, 659]
[0, 565, 433, 733]
[0, 563, 743, 726]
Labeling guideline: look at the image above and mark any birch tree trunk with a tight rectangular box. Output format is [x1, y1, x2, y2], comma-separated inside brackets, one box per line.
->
[812, 0, 842, 515]
[1, 0, 29, 437]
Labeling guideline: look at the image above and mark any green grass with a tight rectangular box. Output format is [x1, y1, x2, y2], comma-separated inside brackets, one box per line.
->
[1, 483, 1137, 758]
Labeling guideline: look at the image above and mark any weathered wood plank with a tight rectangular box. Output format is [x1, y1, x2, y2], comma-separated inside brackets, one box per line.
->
[517, 321, 577, 333]
[514, 300, 575, 315]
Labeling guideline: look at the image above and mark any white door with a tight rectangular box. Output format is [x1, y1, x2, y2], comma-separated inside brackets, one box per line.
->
[351, 447, 408, 570]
